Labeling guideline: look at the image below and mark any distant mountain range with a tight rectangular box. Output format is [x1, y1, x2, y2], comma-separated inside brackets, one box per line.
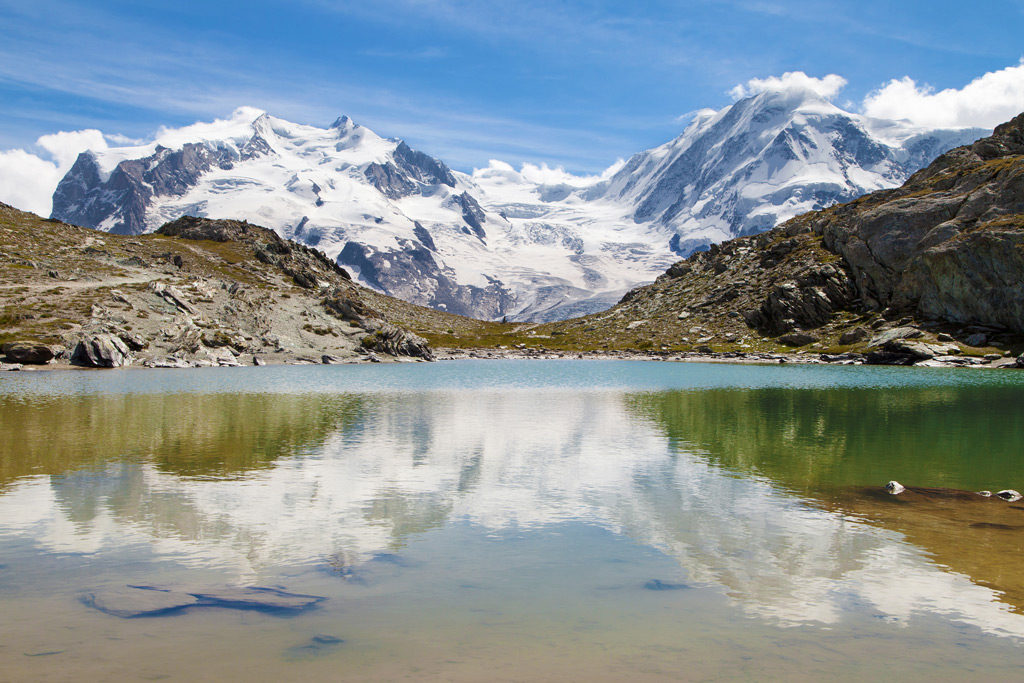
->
[50, 91, 986, 321]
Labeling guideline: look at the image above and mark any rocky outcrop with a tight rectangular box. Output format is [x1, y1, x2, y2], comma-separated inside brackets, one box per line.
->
[71, 334, 132, 367]
[52, 142, 249, 234]
[744, 262, 857, 336]
[336, 239, 513, 320]
[392, 141, 456, 187]
[798, 112, 1024, 332]
[359, 323, 434, 361]
[452, 192, 487, 240]
[1, 341, 57, 364]
[157, 215, 351, 285]
[322, 289, 434, 361]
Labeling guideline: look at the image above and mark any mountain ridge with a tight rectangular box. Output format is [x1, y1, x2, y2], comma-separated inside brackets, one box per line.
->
[46, 95, 986, 322]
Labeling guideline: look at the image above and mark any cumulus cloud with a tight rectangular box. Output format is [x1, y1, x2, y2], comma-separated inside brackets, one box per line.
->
[154, 106, 265, 148]
[0, 150, 66, 216]
[0, 129, 108, 216]
[474, 158, 624, 187]
[862, 60, 1024, 129]
[37, 129, 108, 168]
[730, 72, 847, 101]
[518, 160, 623, 187]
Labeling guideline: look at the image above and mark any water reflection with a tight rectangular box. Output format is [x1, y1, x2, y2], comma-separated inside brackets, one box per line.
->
[629, 387, 1024, 616]
[1, 378, 1024, 641]
[0, 393, 365, 486]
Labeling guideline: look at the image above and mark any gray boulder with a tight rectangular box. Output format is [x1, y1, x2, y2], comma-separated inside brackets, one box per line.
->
[2, 341, 56, 364]
[868, 327, 922, 348]
[71, 335, 132, 367]
[838, 327, 868, 345]
[778, 332, 816, 347]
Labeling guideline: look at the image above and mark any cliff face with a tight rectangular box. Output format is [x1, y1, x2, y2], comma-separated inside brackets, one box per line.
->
[800, 112, 1024, 331]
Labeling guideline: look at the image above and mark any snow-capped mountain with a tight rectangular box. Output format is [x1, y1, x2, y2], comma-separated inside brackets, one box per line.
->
[50, 91, 986, 321]
[572, 87, 987, 255]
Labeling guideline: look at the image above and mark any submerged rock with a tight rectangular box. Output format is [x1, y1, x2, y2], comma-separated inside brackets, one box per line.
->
[83, 586, 199, 618]
[283, 634, 345, 661]
[187, 586, 324, 611]
[996, 489, 1023, 502]
[83, 585, 325, 618]
[644, 579, 691, 591]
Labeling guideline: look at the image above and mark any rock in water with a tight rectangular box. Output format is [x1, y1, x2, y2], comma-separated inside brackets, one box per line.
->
[885, 481, 906, 495]
[186, 586, 325, 612]
[83, 585, 325, 617]
[996, 489, 1022, 502]
[284, 634, 345, 661]
[83, 586, 199, 618]
[644, 579, 691, 591]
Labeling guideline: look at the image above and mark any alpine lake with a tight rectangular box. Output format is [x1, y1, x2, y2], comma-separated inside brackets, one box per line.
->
[2, 359, 1024, 681]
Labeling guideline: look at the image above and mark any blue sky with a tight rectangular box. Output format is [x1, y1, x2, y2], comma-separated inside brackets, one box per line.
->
[1, 0, 1023, 182]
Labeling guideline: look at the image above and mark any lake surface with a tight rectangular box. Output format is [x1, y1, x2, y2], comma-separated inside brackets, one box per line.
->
[2, 360, 1024, 681]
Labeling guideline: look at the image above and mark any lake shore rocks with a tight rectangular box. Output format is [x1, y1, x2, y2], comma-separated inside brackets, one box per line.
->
[1, 341, 58, 364]
[70, 334, 132, 367]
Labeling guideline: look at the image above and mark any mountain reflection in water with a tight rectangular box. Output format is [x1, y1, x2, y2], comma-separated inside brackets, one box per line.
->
[2, 368, 1024, 640]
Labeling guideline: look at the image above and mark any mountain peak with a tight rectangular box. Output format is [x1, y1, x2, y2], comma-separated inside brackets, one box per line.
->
[329, 115, 357, 132]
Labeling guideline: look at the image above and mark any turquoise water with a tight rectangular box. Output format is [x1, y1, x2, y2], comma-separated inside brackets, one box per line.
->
[1, 361, 1023, 680]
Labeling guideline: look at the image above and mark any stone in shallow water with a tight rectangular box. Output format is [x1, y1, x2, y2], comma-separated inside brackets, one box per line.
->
[187, 586, 325, 611]
[283, 634, 345, 661]
[644, 579, 691, 591]
[83, 586, 199, 618]
[83, 585, 325, 618]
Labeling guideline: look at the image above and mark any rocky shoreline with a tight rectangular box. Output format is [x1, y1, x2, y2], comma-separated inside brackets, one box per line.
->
[435, 346, 1024, 369]
[5, 337, 1023, 372]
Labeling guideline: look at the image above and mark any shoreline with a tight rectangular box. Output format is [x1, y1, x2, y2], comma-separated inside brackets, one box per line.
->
[4, 346, 1022, 372]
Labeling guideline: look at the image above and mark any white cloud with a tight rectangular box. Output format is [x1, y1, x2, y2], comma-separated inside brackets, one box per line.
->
[153, 106, 265, 148]
[0, 130, 108, 216]
[862, 60, 1024, 129]
[518, 161, 610, 187]
[730, 72, 847, 101]
[0, 149, 64, 216]
[104, 133, 145, 146]
[37, 129, 107, 168]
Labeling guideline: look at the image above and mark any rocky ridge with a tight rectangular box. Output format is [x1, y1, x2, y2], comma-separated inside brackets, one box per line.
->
[0, 206, 437, 369]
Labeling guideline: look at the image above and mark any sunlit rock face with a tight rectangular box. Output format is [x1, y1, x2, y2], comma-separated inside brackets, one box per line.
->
[2, 384, 1023, 636]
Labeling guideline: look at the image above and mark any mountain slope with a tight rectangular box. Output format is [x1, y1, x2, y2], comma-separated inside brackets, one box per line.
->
[49, 97, 985, 322]
[49, 109, 664, 322]
[581, 88, 986, 254]
[0, 205, 445, 367]
[529, 111, 1024, 364]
